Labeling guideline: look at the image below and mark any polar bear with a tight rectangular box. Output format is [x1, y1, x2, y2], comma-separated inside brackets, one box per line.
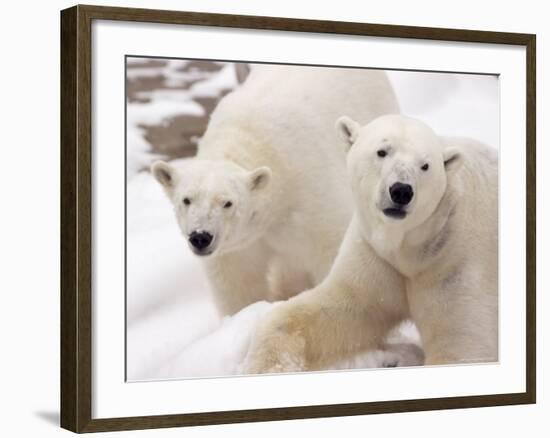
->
[151, 65, 399, 316]
[244, 114, 498, 372]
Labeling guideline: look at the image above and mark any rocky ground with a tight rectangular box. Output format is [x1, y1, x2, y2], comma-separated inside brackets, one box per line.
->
[126, 58, 249, 166]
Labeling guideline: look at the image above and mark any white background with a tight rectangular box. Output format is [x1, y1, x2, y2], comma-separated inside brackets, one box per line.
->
[0, 0, 545, 437]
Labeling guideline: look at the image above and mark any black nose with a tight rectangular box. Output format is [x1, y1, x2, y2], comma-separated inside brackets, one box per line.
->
[189, 231, 213, 250]
[389, 182, 414, 206]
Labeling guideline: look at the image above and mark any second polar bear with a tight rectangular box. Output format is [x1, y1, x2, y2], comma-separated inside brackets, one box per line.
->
[244, 114, 498, 372]
[152, 65, 399, 316]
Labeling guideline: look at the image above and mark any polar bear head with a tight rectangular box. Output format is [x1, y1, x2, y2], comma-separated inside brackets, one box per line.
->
[151, 159, 271, 256]
[336, 114, 462, 231]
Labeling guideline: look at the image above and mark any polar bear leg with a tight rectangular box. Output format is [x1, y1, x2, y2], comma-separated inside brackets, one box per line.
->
[204, 241, 274, 316]
[266, 259, 314, 302]
[243, 218, 409, 373]
[407, 271, 498, 365]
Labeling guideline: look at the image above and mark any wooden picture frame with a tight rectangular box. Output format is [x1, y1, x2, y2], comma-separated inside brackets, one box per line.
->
[60, 4, 536, 433]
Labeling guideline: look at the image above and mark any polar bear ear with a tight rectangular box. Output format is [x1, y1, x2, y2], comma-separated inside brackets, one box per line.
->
[336, 116, 361, 152]
[247, 166, 272, 191]
[443, 147, 463, 175]
[151, 160, 177, 189]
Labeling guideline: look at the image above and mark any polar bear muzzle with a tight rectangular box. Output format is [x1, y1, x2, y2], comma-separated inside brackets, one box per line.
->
[389, 182, 414, 206]
[381, 182, 414, 219]
[188, 231, 215, 255]
[383, 207, 407, 219]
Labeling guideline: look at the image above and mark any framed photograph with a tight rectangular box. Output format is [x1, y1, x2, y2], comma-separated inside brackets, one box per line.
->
[60, 4, 536, 433]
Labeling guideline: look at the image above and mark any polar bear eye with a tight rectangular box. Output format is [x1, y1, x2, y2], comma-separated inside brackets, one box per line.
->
[183, 197, 191, 206]
[223, 201, 233, 209]
[377, 149, 387, 158]
[421, 163, 429, 171]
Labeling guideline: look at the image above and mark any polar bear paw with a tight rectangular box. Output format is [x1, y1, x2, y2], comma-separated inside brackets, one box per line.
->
[242, 328, 307, 374]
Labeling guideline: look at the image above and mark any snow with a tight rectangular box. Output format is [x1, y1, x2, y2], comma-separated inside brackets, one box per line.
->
[126, 61, 498, 382]
[188, 63, 239, 97]
[150, 301, 276, 380]
[125, 59, 228, 180]
[387, 70, 499, 148]
[126, 100, 203, 179]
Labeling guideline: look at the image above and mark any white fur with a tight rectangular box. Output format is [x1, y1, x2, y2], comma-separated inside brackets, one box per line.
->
[244, 115, 498, 372]
[152, 65, 399, 315]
